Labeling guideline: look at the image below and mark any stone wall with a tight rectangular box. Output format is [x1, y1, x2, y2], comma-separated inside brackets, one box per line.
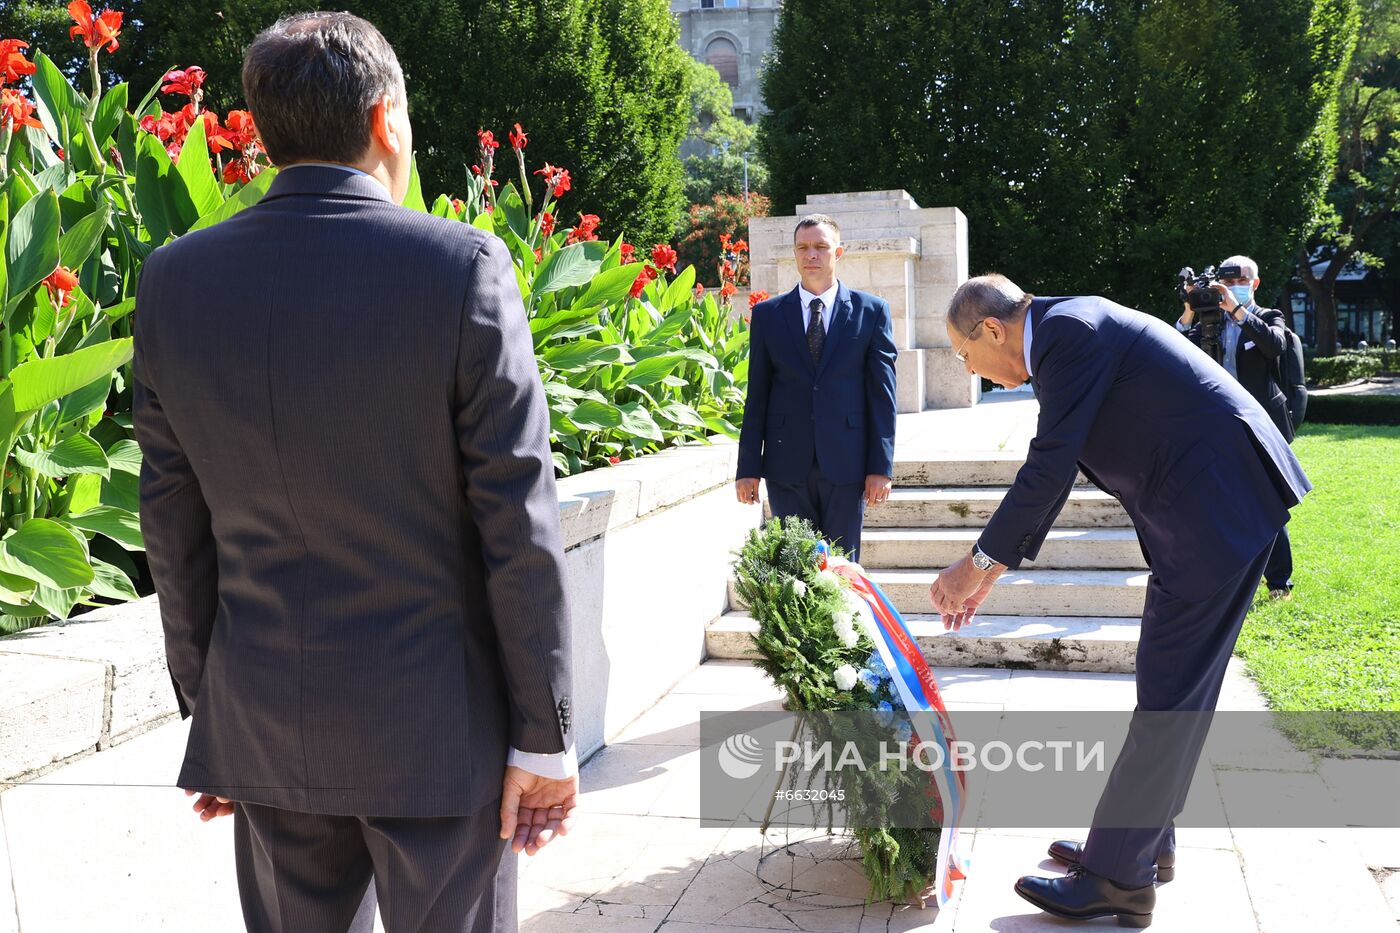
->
[0, 441, 757, 784]
[748, 190, 979, 411]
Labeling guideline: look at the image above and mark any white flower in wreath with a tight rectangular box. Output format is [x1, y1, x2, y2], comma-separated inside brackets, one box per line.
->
[815, 569, 842, 591]
[833, 664, 858, 691]
[842, 589, 866, 614]
[833, 618, 859, 648]
[791, 579, 808, 598]
[832, 610, 853, 628]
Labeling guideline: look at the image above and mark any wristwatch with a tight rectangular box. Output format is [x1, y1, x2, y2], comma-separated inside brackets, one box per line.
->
[970, 545, 997, 572]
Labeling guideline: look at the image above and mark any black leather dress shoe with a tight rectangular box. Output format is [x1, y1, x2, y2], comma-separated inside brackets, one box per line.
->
[1016, 866, 1156, 928]
[1047, 839, 1175, 882]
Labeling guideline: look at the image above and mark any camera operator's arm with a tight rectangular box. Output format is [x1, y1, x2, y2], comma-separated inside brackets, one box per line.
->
[1235, 306, 1287, 361]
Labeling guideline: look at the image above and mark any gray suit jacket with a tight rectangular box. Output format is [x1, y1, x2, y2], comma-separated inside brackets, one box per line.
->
[133, 166, 573, 817]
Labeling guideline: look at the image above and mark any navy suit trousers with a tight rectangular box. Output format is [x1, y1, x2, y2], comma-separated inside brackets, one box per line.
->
[1079, 541, 1272, 888]
[766, 459, 867, 562]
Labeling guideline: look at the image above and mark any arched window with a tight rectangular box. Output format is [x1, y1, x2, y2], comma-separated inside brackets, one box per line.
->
[706, 37, 739, 88]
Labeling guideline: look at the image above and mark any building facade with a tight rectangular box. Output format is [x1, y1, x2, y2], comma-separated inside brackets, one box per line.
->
[671, 0, 782, 122]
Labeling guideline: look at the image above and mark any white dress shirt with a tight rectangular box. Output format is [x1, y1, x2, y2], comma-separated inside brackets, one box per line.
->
[798, 281, 840, 332]
[285, 158, 577, 782]
[1023, 306, 1035, 378]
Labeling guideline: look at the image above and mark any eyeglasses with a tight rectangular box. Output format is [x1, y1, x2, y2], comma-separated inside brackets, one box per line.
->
[954, 320, 985, 363]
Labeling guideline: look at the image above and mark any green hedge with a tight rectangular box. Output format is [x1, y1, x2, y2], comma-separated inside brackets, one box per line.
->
[1306, 350, 1398, 387]
[1305, 394, 1400, 426]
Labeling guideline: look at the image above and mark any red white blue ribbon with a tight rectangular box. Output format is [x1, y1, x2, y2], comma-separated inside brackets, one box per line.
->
[818, 542, 970, 909]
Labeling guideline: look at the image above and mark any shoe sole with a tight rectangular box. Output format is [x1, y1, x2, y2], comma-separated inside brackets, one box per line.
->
[1015, 882, 1153, 928]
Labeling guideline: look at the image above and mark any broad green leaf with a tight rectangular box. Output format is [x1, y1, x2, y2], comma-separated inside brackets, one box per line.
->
[175, 116, 224, 218]
[659, 265, 697, 314]
[31, 583, 86, 619]
[616, 402, 663, 442]
[403, 156, 427, 211]
[573, 263, 645, 310]
[8, 338, 133, 411]
[656, 402, 708, 428]
[541, 340, 633, 371]
[67, 505, 144, 550]
[187, 165, 278, 232]
[63, 472, 103, 516]
[14, 433, 111, 478]
[56, 371, 111, 426]
[0, 192, 8, 310]
[0, 569, 37, 605]
[430, 194, 454, 218]
[29, 52, 86, 152]
[89, 558, 138, 601]
[0, 519, 94, 589]
[92, 82, 129, 146]
[704, 416, 739, 438]
[472, 211, 494, 233]
[501, 192, 531, 243]
[4, 189, 61, 315]
[566, 400, 623, 431]
[646, 305, 692, 344]
[532, 244, 602, 299]
[103, 297, 136, 322]
[59, 204, 110, 271]
[105, 439, 142, 475]
[136, 131, 198, 242]
[625, 353, 694, 387]
[100, 469, 139, 511]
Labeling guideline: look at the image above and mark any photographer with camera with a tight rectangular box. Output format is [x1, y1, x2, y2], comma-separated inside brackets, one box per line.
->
[1177, 255, 1297, 600]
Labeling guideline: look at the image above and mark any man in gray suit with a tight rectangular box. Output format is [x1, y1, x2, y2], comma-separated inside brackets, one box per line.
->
[134, 13, 576, 932]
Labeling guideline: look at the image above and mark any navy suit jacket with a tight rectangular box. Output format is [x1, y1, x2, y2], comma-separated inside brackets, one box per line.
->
[737, 283, 898, 486]
[980, 296, 1311, 602]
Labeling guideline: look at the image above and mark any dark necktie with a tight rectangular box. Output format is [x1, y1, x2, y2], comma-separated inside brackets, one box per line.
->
[807, 298, 825, 365]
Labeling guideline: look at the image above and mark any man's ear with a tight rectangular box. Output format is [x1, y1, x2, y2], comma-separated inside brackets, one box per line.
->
[835, 244, 845, 260]
[369, 94, 402, 155]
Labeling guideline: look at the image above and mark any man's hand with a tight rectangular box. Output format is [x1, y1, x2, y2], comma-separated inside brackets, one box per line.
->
[864, 474, 892, 506]
[500, 766, 578, 856]
[929, 554, 1003, 630]
[1208, 282, 1241, 314]
[185, 788, 234, 821]
[735, 477, 760, 505]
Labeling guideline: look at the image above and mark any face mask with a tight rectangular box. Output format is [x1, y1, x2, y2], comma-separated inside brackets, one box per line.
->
[1228, 284, 1253, 307]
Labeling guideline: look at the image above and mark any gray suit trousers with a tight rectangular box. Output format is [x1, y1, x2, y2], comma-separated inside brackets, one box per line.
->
[233, 801, 515, 933]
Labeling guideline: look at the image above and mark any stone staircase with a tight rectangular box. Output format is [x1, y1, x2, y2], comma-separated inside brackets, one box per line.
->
[706, 453, 1149, 672]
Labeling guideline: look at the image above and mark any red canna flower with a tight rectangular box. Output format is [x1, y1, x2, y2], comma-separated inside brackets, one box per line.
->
[748, 290, 770, 309]
[619, 242, 636, 264]
[539, 211, 555, 237]
[608, 456, 621, 465]
[222, 109, 259, 150]
[566, 213, 601, 244]
[721, 259, 735, 278]
[534, 163, 571, 198]
[533, 247, 543, 262]
[0, 88, 43, 131]
[694, 283, 706, 299]
[57, 146, 65, 159]
[629, 264, 658, 299]
[161, 66, 206, 99]
[201, 111, 235, 152]
[41, 265, 80, 308]
[68, 1, 123, 53]
[476, 128, 499, 151]
[650, 244, 678, 274]
[719, 233, 733, 251]
[732, 238, 749, 254]
[509, 122, 528, 150]
[222, 159, 250, 184]
[0, 39, 36, 85]
[471, 164, 482, 175]
[451, 197, 465, 214]
[720, 281, 738, 299]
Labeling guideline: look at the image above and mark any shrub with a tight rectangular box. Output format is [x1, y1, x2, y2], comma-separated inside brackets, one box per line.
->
[677, 192, 770, 288]
[1306, 350, 1395, 386]
[1306, 394, 1400, 425]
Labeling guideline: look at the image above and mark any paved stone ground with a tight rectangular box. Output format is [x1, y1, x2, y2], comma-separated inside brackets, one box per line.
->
[3, 658, 1395, 932]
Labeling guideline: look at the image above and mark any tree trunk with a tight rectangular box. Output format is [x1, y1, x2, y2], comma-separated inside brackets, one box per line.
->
[1296, 246, 1344, 356]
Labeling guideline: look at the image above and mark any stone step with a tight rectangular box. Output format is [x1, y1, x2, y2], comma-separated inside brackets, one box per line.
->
[728, 568, 1148, 618]
[859, 528, 1147, 570]
[864, 487, 1131, 528]
[891, 453, 1092, 488]
[707, 612, 1140, 673]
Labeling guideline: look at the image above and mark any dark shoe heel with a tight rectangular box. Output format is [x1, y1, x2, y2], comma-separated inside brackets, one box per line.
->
[1155, 865, 1174, 883]
[1117, 912, 1152, 928]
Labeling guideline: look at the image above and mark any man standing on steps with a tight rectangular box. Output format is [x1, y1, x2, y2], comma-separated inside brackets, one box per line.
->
[735, 215, 899, 561]
[926, 275, 1310, 928]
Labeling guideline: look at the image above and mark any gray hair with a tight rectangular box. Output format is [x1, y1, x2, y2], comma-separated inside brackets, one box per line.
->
[1221, 255, 1260, 280]
[946, 274, 1032, 335]
[794, 213, 841, 243]
[242, 12, 407, 166]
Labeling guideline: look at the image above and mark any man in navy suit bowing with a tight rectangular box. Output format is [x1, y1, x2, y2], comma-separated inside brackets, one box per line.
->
[928, 275, 1310, 928]
[736, 214, 898, 561]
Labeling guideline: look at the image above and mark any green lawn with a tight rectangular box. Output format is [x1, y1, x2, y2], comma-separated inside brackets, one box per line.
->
[1234, 424, 1400, 746]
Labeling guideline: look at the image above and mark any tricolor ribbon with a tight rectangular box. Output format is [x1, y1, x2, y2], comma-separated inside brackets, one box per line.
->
[818, 542, 970, 909]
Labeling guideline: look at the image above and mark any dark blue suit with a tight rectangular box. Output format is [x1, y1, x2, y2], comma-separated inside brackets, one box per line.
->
[979, 296, 1310, 887]
[738, 283, 898, 560]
